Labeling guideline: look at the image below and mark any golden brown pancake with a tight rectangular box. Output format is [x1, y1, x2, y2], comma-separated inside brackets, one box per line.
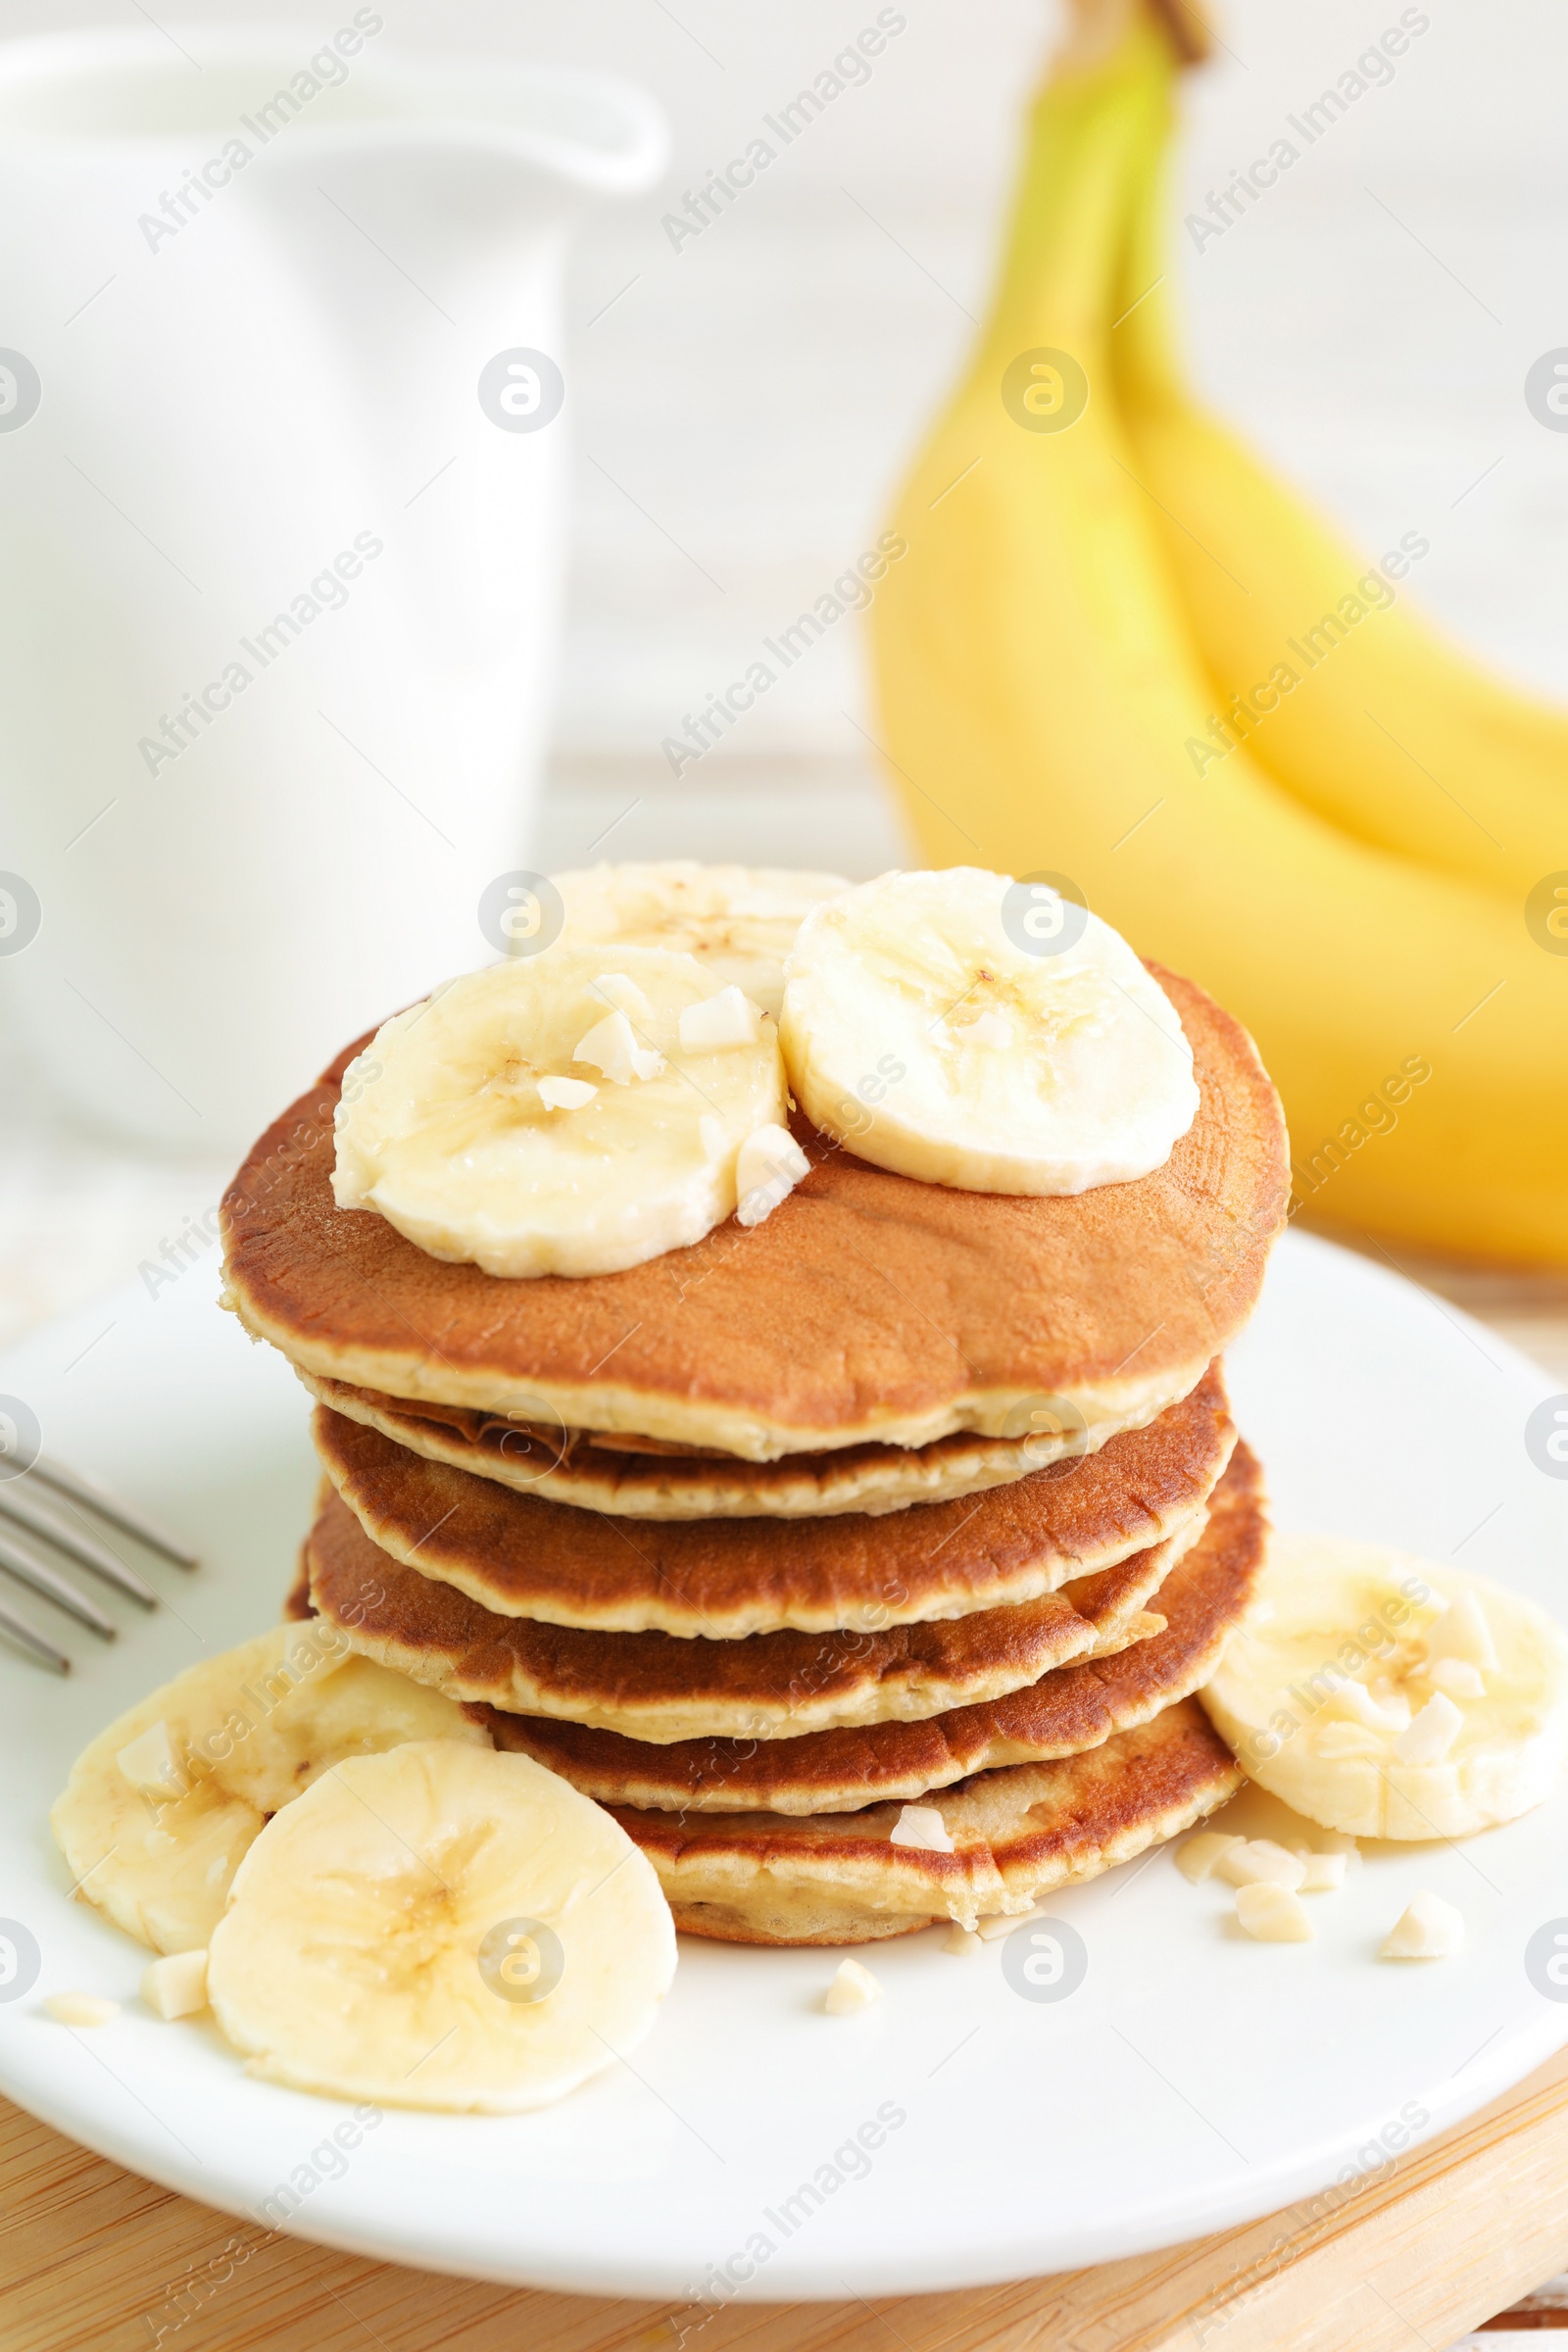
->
[220, 966, 1286, 1459]
[610, 1699, 1244, 1941]
[294, 1371, 1111, 1519]
[477, 1446, 1262, 1810]
[305, 1485, 1185, 1740]
[312, 1363, 1235, 1637]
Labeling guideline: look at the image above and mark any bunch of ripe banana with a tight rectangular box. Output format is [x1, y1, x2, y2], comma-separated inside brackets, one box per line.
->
[870, 0, 1568, 1264]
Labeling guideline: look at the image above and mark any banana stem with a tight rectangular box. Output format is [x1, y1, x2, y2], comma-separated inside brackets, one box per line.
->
[1143, 0, 1212, 67]
[979, 55, 1157, 358]
[1061, 0, 1211, 69]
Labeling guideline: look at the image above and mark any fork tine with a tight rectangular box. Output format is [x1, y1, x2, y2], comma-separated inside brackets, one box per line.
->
[0, 1594, 69, 1673]
[24, 1455, 198, 1568]
[0, 1529, 116, 1637]
[0, 1486, 158, 1605]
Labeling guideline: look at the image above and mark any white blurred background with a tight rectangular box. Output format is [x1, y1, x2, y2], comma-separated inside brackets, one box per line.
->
[5, 0, 1568, 1341]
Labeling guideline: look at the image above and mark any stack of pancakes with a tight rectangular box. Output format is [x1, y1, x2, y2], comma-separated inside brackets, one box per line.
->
[223, 964, 1289, 1944]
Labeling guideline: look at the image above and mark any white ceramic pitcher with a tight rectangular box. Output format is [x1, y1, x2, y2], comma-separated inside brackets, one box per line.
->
[0, 23, 663, 1151]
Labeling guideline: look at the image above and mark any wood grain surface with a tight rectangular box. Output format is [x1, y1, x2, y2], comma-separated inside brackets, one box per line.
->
[6, 2043, 1568, 2352]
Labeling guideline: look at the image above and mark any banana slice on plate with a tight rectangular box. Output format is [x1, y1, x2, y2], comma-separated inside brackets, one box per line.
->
[207, 1740, 676, 2112]
[779, 866, 1199, 1194]
[1200, 1534, 1568, 1838]
[333, 945, 788, 1278]
[51, 1623, 485, 1954]
[555, 860, 850, 1016]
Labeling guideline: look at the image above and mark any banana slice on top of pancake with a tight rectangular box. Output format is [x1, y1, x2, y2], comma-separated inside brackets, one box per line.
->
[1200, 1535, 1568, 1839]
[555, 860, 850, 1016]
[51, 1623, 485, 1953]
[779, 867, 1199, 1195]
[332, 945, 789, 1278]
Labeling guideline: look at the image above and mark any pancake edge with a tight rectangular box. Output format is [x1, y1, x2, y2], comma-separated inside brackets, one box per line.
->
[220, 964, 1285, 1458]
[312, 1401, 1235, 1640]
[292, 1369, 1162, 1520]
[223, 1278, 1203, 1460]
[306, 1505, 1196, 1741]
[474, 1442, 1262, 1806]
[621, 1701, 1245, 1940]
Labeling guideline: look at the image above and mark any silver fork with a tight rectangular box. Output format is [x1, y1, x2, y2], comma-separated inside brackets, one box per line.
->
[0, 1457, 197, 1673]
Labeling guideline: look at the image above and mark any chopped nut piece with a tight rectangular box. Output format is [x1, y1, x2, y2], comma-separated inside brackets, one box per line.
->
[115, 1721, 188, 1801]
[1426, 1656, 1486, 1701]
[679, 987, 764, 1053]
[735, 1123, 811, 1228]
[1368, 1678, 1413, 1731]
[1324, 1678, 1397, 1732]
[1215, 1838, 1306, 1892]
[1426, 1591, 1498, 1672]
[1393, 1691, 1463, 1766]
[45, 1992, 120, 2027]
[1295, 1851, 1348, 1892]
[823, 1959, 882, 2014]
[572, 1007, 664, 1085]
[537, 1075, 599, 1111]
[889, 1804, 955, 1854]
[1175, 1832, 1243, 1885]
[1380, 1891, 1463, 1960]
[590, 971, 653, 1023]
[141, 1949, 209, 2021]
[1235, 1884, 1313, 1942]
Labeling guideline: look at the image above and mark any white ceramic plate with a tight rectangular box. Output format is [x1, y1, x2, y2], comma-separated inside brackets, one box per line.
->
[1, 1229, 1566, 2301]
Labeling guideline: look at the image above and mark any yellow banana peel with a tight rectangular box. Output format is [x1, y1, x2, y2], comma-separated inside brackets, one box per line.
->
[1110, 53, 1568, 904]
[869, 12, 1568, 1264]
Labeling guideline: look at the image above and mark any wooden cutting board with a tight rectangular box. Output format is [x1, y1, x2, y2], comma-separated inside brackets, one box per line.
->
[5, 2040, 1568, 2352]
